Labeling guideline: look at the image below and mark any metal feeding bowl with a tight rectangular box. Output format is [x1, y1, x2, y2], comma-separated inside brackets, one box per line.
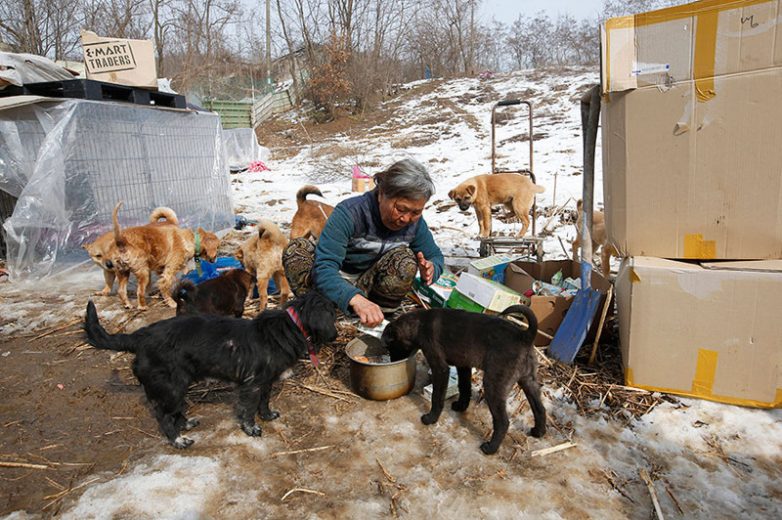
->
[345, 334, 416, 401]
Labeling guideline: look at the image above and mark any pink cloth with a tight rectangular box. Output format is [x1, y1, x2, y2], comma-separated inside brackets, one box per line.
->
[352, 164, 370, 179]
[248, 160, 270, 172]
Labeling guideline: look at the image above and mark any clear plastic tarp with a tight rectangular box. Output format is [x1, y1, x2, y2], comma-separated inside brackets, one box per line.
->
[0, 52, 74, 88]
[0, 98, 234, 280]
[223, 127, 269, 171]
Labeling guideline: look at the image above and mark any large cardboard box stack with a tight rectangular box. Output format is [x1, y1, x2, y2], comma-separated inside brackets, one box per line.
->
[602, 0, 782, 406]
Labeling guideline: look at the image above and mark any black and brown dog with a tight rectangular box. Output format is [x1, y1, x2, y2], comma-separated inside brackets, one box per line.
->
[381, 304, 546, 455]
[84, 291, 337, 448]
[172, 269, 255, 317]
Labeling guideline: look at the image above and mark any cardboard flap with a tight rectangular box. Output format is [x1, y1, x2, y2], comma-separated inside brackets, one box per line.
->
[700, 260, 782, 272]
[602, 0, 782, 94]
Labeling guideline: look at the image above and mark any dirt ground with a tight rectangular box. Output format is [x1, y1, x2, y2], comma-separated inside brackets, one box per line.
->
[0, 286, 361, 516]
[0, 269, 636, 518]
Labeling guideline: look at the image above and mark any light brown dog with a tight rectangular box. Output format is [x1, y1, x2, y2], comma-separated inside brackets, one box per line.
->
[289, 185, 334, 240]
[83, 204, 178, 296]
[571, 200, 618, 278]
[235, 219, 292, 311]
[448, 173, 545, 238]
[112, 202, 220, 309]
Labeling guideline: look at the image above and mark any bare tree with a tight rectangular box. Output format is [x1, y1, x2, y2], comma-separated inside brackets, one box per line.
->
[601, 0, 690, 19]
[0, 0, 80, 58]
[147, 0, 174, 76]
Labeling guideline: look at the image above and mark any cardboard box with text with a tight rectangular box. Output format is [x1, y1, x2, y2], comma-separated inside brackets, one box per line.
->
[81, 30, 157, 89]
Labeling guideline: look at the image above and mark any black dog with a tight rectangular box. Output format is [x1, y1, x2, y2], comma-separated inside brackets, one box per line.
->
[84, 291, 337, 448]
[381, 305, 546, 455]
[172, 269, 255, 317]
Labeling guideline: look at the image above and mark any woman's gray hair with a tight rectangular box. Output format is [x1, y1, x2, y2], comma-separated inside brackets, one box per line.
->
[373, 158, 435, 200]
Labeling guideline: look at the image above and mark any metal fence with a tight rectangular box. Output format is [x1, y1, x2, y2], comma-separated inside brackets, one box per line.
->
[202, 100, 253, 129]
[252, 87, 296, 129]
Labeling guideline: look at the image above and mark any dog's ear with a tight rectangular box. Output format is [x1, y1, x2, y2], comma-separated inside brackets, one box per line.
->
[300, 291, 338, 345]
[234, 248, 244, 262]
[466, 185, 476, 197]
[448, 189, 455, 200]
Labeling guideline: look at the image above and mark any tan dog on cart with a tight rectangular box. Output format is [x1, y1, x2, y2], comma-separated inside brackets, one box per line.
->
[449, 173, 545, 238]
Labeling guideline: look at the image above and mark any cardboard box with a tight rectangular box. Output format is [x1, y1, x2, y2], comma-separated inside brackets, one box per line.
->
[615, 257, 782, 408]
[504, 260, 611, 345]
[81, 31, 157, 88]
[467, 254, 520, 284]
[601, 1, 782, 260]
[445, 289, 493, 313]
[351, 165, 375, 192]
[449, 273, 523, 313]
[412, 272, 458, 308]
[352, 177, 375, 192]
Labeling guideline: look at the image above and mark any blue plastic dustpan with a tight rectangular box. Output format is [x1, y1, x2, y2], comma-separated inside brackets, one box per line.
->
[548, 262, 602, 364]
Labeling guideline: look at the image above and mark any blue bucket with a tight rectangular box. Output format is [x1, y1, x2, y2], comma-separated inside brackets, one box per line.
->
[181, 256, 278, 296]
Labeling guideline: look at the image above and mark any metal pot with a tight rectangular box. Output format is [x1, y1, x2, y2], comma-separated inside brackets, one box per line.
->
[346, 334, 416, 401]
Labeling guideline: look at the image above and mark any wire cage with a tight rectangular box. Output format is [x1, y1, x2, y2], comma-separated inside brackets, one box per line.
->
[0, 99, 235, 279]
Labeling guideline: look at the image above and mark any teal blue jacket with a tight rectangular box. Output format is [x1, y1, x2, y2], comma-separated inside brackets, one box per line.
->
[313, 190, 444, 312]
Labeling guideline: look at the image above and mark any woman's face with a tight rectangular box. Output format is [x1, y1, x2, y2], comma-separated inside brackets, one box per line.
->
[378, 193, 426, 231]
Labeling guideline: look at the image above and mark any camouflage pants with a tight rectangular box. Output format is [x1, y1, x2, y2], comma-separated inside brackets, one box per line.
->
[282, 238, 418, 308]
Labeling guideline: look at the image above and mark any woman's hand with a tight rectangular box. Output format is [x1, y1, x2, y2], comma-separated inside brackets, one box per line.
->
[416, 252, 434, 285]
[349, 294, 385, 327]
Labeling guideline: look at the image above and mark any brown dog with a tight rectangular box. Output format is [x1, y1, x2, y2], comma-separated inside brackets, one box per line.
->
[111, 202, 220, 310]
[172, 269, 255, 317]
[289, 185, 334, 240]
[235, 219, 292, 311]
[448, 173, 545, 238]
[83, 204, 178, 296]
[571, 200, 618, 278]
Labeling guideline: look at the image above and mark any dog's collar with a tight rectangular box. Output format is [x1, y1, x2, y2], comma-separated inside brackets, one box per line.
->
[286, 306, 319, 367]
[194, 230, 202, 257]
[193, 230, 203, 276]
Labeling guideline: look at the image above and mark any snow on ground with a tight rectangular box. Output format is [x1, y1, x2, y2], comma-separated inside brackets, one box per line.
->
[2, 67, 781, 518]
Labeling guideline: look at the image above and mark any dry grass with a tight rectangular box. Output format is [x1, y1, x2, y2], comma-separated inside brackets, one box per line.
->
[310, 142, 363, 160]
[390, 134, 439, 149]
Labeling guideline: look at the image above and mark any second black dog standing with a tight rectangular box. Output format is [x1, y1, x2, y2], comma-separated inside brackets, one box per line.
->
[83, 291, 337, 448]
[172, 268, 255, 317]
[381, 304, 546, 455]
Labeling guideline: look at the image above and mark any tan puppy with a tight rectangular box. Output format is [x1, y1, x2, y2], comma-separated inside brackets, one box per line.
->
[235, 219, 292, 311]
[571, 200, 618, 278]
[448, 173, 545, 238]
[112, 202, 220, 309]
[83, 204, 178, 296]
[289, 185, 334, 240]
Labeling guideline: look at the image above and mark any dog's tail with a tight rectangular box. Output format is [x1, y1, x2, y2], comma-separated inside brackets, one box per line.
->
[149, 207, 179, 225]
[500, 304, 538, 345]
[172, 279, 197, 309]
[112, 201, 126, 247]
[532, 182, 546, 194]
[83, 300, 137, 353]
[576, 199, 583, 212]
[296, 185, 324, 207]
[256, 218, 282, 241]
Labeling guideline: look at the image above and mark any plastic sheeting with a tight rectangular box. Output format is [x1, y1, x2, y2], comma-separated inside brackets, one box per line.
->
[0, 98, 235, 280]
[0, 52, 74, 88]
[223, 127, 269, 171]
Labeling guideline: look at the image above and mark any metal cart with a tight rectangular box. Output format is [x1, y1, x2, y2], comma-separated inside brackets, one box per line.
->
[478, 99, 544, 261]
